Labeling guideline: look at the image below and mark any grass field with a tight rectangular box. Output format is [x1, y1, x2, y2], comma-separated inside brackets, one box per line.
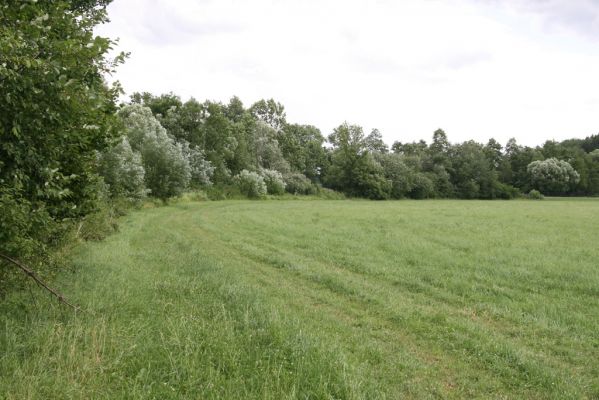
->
[1, 199, 599, 399]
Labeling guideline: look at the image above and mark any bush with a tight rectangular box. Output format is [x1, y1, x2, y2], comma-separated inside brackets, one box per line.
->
[493, 182, 521, 199]
[284, 173, 316, 195]
[234, 170, 267, 198]
[528, 189, 544, 200]
[260, 169, 286, 195]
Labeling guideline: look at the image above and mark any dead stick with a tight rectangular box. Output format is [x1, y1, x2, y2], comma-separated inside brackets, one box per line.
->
[0, 252, 79, 311]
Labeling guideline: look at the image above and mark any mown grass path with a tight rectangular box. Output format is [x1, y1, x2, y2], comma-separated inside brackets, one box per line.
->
[2, 199, 599, 399]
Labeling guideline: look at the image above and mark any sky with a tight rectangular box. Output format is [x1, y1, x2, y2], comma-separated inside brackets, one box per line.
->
[96, 0, 599, 147]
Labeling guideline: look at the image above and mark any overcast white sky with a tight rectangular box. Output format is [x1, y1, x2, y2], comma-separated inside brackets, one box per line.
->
[97, 0, 599, 147]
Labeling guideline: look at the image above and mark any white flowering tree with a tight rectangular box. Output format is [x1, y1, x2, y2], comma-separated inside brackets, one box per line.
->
[180, 140, 214, 187]
[118, 105, 192, 200]
[234, 170, 267, 198]
[527, 158, 580, 195]
[260, 169, 286, 195]
[98, 137, 148, 202]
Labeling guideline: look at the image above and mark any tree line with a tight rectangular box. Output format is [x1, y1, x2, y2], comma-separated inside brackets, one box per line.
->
[104, 92, 599, 202]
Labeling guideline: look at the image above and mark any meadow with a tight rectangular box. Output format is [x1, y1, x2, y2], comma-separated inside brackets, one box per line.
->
[1, 199, 598, 399]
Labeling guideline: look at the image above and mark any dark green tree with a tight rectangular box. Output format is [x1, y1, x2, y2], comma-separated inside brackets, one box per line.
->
[0, 0, 123, 267]
[280, 124, 327, 180]
[325, 123, 390, 199]
[364, 129, 389, 153]
[249, 99, 287, 131]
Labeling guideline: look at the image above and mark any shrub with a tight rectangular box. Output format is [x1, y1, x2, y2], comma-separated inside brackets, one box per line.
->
[235, 170, 267, 198]
[284, 173, 316, 195]
[493, 182, 521, 199]
[260, 169, 286, 195]
[528, 189, 544, 200]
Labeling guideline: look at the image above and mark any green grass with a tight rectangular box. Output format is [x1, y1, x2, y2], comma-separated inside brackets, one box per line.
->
[2, 199, 599, 399]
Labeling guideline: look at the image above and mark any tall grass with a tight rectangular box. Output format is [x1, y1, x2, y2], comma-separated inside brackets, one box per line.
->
[2, 199, 598, 398]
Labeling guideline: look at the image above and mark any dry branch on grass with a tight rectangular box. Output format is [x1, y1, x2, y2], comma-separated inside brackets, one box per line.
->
[0, 252, 79, 311]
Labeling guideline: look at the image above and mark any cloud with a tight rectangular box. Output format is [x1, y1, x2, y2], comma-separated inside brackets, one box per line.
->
[96, 0, 599, 147]
[105, 0, 245, 46]
[441, 51, 494, 70]
[486, 0, 599, 39]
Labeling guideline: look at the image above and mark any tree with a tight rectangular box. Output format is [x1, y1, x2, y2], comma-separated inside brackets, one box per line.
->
[392, 140, 428, 156]
[325, 123, 390, 199]
[364, 129, 389, 153]
[160, 98, 204, 145]
[253, 121, 290, 173]
[225, 96, 246, 123]
[503, 139, 543, 191]
[581, 134, 599, 153]
[249, 99, 287, 131]
[201, 101, 238, 182]
[527, 158, 580, 195]
[180, 141, 214, 187]
[118, 105, 191, 200]
[0, 0, 123, 267]
[449, 141, 501, 199]
[130, 92, 182, 119]
[586, 150, 599, 195]
[280, 124, 327, 180]
[375, 153, 414, 198]
[234, 170, 267, 198]
[429, 129, 450, 161]
[98, 137, 147, 202]
[484, 138, 503, 169]
[260, 169, 286, 195]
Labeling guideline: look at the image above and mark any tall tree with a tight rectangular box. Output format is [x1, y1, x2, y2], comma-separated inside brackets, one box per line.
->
[1, 0, 123, 264]
[249, 99, 287, 131]
[325, 123, 390, 199]
[527, 158, 580, 195]
[364, 129, 389, 153]
[280, 124, 327, 180]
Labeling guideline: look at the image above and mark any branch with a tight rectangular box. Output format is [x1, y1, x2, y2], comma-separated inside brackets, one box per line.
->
[0, 252, 80, 311]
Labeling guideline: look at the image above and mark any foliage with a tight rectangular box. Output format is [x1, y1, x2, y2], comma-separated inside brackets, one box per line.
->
[98, 137, 148, 202]
[326, 123, 391, 199]
[125, 90, 599, 200]
[527, 158, 580, 195]
[115, 90, 599, 200]
[279, 124, 327, 181]
[284, 173, 316, 195]
[0, 0, 122, 283]
[234, 170, 267, 198]
[528, 189, 544, 200]
[449, 141, 500, 199]
[249, 98, 286, 131]
[409, 172, 435, 199]
[118, 105, 193, 200]
[260, 169, 286, 195]
[253, 121, 290, 174]
[376, 153, 414, 198]
[364, 128, 389, 153]
[180, 141, 214, 187]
